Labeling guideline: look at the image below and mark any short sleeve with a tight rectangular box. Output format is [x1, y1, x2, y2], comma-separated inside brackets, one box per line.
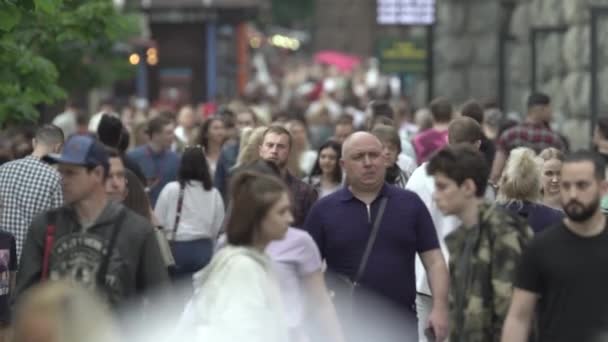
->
[295, 232, 322, 275]
[9, 235, 16, 271]
[412, 195, 440, 253]
[302, 203, 325, 259]
[514, 240, 543, 294]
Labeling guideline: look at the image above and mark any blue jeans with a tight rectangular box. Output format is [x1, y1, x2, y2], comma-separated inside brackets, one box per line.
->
[169, 238, 213, 282]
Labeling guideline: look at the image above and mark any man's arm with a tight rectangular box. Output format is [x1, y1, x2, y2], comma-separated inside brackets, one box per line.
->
[501, 289, 538, 342]
[420, 249, 450, 341]
[490, 149, 507, 184]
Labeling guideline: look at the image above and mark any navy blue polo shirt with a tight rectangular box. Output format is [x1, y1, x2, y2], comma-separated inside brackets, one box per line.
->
[304, 183, 439, 311]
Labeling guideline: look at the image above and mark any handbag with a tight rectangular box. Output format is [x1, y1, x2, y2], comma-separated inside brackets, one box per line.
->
[155, 227, 176, 267]
[325, 197, 388, 317]
[155, 183, 186, 268]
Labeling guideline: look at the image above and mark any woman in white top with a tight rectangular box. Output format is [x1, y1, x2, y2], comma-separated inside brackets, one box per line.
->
[197, 117, 227, 175]
[179, 171, 293, 342]
[155, 146, 225, 280]
[305, 140, 343, 198]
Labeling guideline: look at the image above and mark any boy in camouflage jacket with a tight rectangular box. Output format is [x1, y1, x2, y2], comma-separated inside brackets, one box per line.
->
[427, 144, 534, 342]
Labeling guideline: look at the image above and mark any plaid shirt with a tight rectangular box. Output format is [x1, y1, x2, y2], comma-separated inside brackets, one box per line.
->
[497, 122, 564, 154]
[285, 172, 318, 228]
[0, 156, 63, 260]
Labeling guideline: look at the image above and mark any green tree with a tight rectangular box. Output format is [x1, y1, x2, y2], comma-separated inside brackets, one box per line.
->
[0, 0, 139, 124]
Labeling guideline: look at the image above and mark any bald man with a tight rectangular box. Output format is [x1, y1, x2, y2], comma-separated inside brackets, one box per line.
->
[304, 132, 449, 342]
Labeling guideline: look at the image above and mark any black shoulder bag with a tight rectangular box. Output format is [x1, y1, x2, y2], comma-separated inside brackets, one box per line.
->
[326, 197, 388, 318]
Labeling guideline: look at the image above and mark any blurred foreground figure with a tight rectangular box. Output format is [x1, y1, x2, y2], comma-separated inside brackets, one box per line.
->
[12, 281, 119, 342]
[177, 171, 292, 342]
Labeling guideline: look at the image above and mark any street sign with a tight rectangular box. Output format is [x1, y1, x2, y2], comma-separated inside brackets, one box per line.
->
[377, 37, 427, 74]
[377, 0, 436, 25]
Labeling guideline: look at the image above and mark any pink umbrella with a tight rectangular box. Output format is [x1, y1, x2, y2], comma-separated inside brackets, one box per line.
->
[314, 50, 361, 73]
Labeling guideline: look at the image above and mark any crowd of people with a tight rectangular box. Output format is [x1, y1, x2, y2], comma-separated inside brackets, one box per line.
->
[0, 61, 607, 342]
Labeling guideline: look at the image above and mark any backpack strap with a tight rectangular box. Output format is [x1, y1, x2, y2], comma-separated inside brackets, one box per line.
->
[96, 209, 128, 287]
[41, 211, 58, 281]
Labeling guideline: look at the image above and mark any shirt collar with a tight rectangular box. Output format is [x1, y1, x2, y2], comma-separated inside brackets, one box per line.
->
[338, 182, 393, 202]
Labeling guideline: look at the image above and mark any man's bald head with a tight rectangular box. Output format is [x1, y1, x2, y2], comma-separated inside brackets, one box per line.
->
[341, 131, 383, 159]
[340, 131, 386, 193]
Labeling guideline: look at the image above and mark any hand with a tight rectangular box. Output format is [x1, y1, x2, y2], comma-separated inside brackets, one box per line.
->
[427, 305, 449, 341]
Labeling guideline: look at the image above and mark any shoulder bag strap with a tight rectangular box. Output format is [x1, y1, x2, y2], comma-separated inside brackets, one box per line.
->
[96, 209, 128, 287]
[171, 182, 186, 240]
[353, 196, 388, 285]
[41, 211, 58, 281]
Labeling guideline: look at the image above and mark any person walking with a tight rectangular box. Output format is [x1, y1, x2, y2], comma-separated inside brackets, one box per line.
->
[155, 146, 224, 280]
[502, 151, 608, 342]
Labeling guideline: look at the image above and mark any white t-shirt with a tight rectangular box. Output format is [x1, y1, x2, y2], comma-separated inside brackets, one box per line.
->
[406, 163, 460, 296]
[154, 181, 225, 241]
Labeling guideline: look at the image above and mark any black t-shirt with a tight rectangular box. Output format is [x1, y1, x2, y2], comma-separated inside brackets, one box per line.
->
[0, 232, 16, 325]
[515, 222, 608, 342]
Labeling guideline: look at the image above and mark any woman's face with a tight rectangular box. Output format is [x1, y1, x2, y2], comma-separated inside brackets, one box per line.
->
[542, 158, 562, 197]
[208, 120, 226, 144]
[289, 123, 308, 148]
[319, 147, 338, 177]
[260, 192, 292, 242]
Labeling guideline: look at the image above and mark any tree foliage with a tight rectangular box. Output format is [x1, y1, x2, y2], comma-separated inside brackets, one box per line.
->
[0, 0, 140, 124]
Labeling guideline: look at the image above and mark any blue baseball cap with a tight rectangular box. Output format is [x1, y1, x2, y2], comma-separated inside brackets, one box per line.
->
[44, 135, 109, 169]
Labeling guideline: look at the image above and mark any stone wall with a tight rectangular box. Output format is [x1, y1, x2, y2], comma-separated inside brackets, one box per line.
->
[312, 0, 608, 148]
[431, 0, 500, 105]
[434, 0, 608, 149]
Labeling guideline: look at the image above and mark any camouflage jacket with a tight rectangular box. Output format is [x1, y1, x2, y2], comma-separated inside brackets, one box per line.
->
[445, 202, 534, 342]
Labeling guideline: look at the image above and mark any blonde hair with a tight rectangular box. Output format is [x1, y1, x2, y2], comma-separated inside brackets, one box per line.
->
[498, 147, 542, 204]
[13, 281, 119, 342]
[235, 126, 268, 168]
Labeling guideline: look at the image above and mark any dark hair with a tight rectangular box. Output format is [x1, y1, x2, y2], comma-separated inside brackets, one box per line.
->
[245, 159, 282, 177]
[76, 112, 90, 126]
[429, 97, 453, 123]
[225, 171, 288, 246]
[178, 146, 213, 190]
[527, 92, 551, 109]
[197, 117, 225, 151]
[97, 114, 123, 148]
[146, 116, 172, 137]
[236, 107, 259, 125]
[309, 140, 342, 183]
[117, 127, 130, 153]
[371, 125, 401, 153]
[262, 125, 293, 150]
[597, 117, 608, 140]
[427, 144, 489, 197]
[564, 150, 606, 180]
[104, 146, 121, 159]
[123, 169, 152, 221]
[461, 100, 484, 124]
[369, 100, 394, 119]
[35, 124, 64, 146]
[369, 116, 395, 130]
[448, 117, 484, 145]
